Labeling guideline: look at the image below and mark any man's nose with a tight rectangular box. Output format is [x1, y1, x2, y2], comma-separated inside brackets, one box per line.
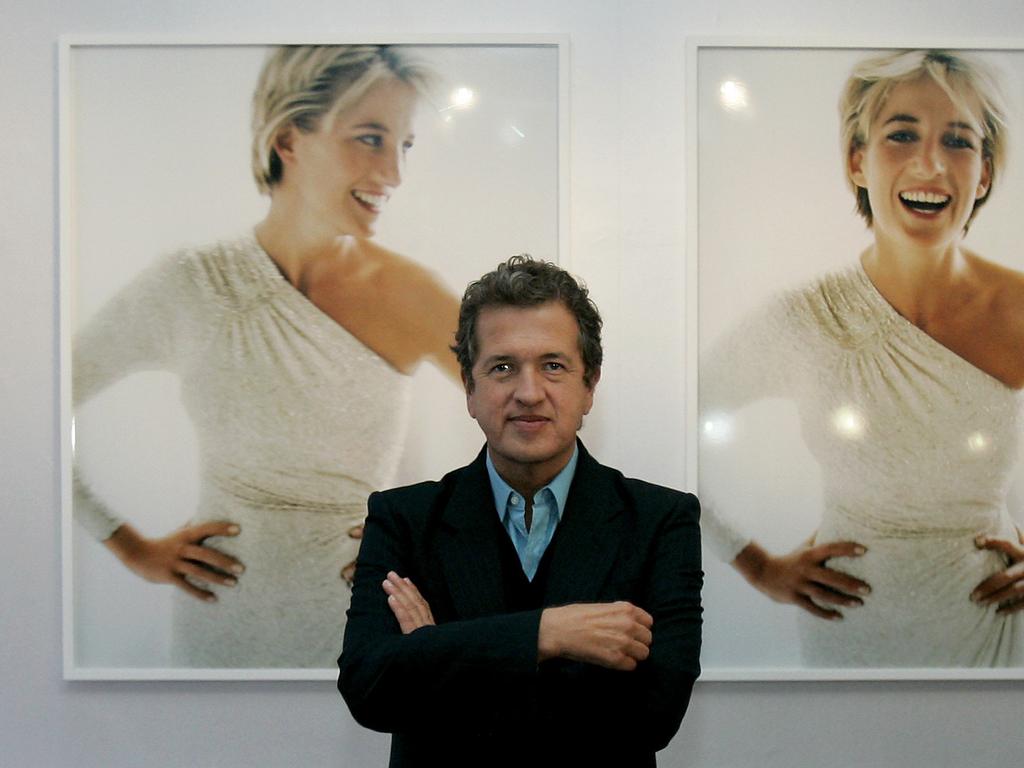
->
[513, 367, 544, 405]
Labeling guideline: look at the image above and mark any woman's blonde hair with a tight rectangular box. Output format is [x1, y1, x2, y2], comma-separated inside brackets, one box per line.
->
[251, 45, 433, 195]
[839, 49, 1010, 229]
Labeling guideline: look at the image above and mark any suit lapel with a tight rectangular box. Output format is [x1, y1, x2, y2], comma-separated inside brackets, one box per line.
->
[435, 448, 510, 619]
[542, 443, 627, 605]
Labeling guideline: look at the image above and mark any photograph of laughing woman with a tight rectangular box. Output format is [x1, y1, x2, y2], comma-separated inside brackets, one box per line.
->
[700, 49, 1024, 668]
[69, 44, 560, 671]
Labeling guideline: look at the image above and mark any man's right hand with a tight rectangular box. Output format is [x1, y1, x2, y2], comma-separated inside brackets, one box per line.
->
[537, 601, 653, 671]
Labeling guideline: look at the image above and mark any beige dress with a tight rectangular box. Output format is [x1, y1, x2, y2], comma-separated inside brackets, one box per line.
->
[701, 263, 1023, 667]
[74, 235, 411, 667]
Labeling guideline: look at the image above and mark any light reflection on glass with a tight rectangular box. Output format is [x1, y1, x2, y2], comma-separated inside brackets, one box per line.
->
[718, 79, 749, 112]
[966, 431, 989, 453]
[71, 417, 76, 452]
[449, 87, 476, 110]
[702, 412, 735, 445]
[831, 405, 865, 439]
[499, 123, 526, 146]
[452, 87, 475, 108]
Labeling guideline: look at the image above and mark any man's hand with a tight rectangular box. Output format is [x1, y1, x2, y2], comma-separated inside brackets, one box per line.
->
[734, 539, 870, 620]
[972, 532, 1024, 614]
[537, 601, 653, 671]
[104, 521, 244, 603]
[382, 571, 435, 634]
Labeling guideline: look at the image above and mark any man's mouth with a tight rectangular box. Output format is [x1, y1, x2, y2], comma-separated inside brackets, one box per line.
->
[510, 415, 549, 425]
[352, 190, 388, 213]
[899, 190, 950, 215]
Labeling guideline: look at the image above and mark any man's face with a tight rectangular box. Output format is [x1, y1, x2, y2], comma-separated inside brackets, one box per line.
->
[466, 301, 598, 488]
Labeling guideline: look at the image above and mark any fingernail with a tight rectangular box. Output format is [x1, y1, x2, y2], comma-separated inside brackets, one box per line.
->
[227, 525, 240, 535]
[858, 586, 871, 595]
[831, 614, 844, 621]
[205, 595, 217, 603]
[231, 564, 245, 575]
[853, 546, 866, 556]
[975, 535, 986, 547]
[225, 577, 237, 587]
[970, 590, 980, 602]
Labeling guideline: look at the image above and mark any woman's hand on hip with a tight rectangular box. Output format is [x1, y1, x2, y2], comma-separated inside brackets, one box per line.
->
[733, 538, 870, 621]
[103, 521, 244, 602]
[972, 530, 1024, 614]
[340, 524, 363, 585]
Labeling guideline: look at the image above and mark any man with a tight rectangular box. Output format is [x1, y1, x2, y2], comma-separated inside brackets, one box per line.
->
[338, 256, 702, 767]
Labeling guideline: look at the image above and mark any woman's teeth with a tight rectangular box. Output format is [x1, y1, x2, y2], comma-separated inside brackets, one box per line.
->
[353, 191, 386, 209]
[899, 190, 950, 212]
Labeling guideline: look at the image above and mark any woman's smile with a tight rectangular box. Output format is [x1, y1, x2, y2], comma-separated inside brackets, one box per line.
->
[848, 75, 990, 249]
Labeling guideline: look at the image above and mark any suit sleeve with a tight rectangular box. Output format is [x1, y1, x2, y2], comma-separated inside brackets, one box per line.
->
[337, 490, 543, 734]
[537, 491, 703, 752]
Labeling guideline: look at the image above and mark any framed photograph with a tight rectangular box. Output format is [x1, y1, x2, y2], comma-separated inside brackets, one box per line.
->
[687, 41, 1024, 680]
[60, 37, 568, 680]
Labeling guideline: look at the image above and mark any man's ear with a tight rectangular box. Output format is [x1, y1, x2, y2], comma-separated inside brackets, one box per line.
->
[462, 371, 476, 417]
[587, 366, 601, 390]
[848, 146, 867, 188]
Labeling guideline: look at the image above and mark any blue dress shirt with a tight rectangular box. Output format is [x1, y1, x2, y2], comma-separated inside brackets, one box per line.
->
[485, 446, 579, 581]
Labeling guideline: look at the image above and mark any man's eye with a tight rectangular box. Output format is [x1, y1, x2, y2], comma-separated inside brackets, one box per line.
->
[542, 362, 565, 372]
[357, 134, 383, 148]
[490, 363, 512, 375]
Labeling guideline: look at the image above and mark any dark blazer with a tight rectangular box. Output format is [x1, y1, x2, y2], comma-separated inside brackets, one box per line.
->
[338, 442, 702, 768]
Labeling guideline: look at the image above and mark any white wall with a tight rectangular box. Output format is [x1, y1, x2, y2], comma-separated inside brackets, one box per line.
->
[4, 0, 1024, 765]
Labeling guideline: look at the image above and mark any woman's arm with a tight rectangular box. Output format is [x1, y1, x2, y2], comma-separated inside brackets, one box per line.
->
[73, 250, 244, 598]
[699, 291, 808, 560]
[700, 287, 870, 618]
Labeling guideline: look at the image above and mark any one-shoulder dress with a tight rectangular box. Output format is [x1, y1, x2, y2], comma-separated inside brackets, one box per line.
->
[74, 236, 411, 668]
[701, 262, 1023, 667]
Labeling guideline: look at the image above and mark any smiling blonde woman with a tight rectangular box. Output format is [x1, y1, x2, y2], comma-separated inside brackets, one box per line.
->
[702, 50, 1024, 667]
[73, 46, 461, 668]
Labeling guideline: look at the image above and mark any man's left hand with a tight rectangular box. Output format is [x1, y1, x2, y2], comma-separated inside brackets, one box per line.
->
[972, 531, 1024, 614]
[383, 571, 436, 633]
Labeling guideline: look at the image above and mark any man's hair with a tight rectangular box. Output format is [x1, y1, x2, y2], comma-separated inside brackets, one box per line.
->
[452, 255, 603, 392]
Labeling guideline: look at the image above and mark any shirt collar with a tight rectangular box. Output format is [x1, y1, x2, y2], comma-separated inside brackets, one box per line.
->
[485, 444, 579, 519]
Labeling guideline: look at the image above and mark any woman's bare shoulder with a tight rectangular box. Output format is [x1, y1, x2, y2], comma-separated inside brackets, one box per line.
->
[964, 252, 1024, 386]
[968, 254, 1024, 322]
[358, 240, 459, 307]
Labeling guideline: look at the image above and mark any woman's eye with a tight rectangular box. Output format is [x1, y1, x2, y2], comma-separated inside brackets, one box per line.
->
[944, 133, 975, 150]
[886, 130, 916, 144]
[357, 134, 383, 148]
